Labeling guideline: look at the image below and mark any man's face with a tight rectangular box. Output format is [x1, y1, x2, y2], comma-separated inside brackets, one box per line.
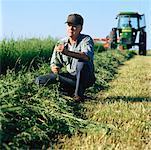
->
[66, 23, 82, 39]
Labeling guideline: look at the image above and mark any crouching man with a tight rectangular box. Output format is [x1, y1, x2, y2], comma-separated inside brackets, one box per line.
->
[35, 13, 96, 102]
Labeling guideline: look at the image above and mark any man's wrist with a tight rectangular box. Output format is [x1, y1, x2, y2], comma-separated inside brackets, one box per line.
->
[62, 49, 69, 55]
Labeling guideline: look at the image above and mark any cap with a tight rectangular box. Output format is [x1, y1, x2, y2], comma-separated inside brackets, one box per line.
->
[65, 14, 84, 26]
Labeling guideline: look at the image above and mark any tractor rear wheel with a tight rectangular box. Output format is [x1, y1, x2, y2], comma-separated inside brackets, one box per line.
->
[139, 31, 147, 56]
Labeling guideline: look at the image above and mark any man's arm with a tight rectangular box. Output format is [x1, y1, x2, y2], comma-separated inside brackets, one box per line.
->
[63, 50, 89, 61]
[50, 47, 63, 73]
[55, 44, 89, 61]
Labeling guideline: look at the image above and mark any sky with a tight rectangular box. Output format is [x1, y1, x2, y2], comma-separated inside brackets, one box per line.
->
[0, 0, 151, 49]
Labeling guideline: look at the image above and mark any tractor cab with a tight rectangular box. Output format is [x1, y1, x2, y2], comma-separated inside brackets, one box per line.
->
[110, 12, 147, 55]
[117, 12, 146, 29]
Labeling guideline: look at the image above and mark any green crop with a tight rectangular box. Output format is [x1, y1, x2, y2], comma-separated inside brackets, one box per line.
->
[0, 38, 105, 75]
[0, 37, 134, 149]
[0, 37, 57, 74]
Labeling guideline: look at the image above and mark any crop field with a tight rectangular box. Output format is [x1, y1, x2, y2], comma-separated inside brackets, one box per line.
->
[55, 52, 151, 150]
[0, 38, 150, 149]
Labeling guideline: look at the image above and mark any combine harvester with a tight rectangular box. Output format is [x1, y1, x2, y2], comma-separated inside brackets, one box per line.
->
[94, 12, 147, 55]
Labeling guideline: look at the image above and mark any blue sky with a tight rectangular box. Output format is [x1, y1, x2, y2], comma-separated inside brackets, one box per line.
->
[0, 0, 151, 49]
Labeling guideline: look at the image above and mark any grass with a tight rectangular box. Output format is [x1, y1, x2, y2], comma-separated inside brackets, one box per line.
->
[0, 48, 133, 149]
[0, 37, 57, 74]
[0, 38, 105, 74]
[54, 51, 151, 150]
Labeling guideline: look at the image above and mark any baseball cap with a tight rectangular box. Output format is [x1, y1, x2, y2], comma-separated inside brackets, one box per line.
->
[65, 14, 84, 26]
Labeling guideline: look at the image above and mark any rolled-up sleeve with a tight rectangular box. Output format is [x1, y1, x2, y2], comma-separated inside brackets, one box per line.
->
[50, 50, 57, 67]
[50, 50, 63, 68]
[50, 39, 68, 67]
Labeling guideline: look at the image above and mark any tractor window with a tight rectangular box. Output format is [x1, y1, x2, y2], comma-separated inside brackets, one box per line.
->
[118, 15, 138, 29]
[139, 15, 146, 28]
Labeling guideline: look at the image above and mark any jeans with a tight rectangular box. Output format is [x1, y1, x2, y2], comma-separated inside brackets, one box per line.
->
[35, 62, 95, 97]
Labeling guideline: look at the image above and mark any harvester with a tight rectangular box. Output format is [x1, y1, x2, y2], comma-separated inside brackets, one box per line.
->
[109, 12, 147, 55]
[94, 12, 147, 55]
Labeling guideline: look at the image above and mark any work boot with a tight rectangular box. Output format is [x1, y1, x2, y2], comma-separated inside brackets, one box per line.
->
[73, 96, 84, 102]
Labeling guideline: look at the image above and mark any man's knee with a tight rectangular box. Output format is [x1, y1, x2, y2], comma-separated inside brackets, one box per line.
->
[35, 74, 56, 85]
[35, 75, 48, 85]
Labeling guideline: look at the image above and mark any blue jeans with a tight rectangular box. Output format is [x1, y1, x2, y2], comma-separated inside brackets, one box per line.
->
[35, 62, 95, 97]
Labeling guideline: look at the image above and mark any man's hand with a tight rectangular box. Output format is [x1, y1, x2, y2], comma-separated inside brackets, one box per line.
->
[51, 65, 60, 74]
[55, 44, 65, 53]
[54, 43, 89, 61]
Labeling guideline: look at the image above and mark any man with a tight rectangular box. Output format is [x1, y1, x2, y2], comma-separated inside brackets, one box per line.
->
[35, 13, 96, 102]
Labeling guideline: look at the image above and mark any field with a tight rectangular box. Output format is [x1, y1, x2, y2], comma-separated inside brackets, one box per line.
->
[54, 52, 151, 150]
[0, 38, 150, 149]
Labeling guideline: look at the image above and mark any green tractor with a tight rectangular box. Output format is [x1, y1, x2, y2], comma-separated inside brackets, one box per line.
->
[110, 12, 147, 55]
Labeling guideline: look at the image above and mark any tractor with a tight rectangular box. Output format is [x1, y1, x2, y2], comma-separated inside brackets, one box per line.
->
[109, 12, 147, 55]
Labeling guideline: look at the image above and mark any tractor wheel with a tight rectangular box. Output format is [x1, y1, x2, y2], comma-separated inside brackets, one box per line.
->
[139, 31, 147, 56]
[110, 28, 117, 49]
